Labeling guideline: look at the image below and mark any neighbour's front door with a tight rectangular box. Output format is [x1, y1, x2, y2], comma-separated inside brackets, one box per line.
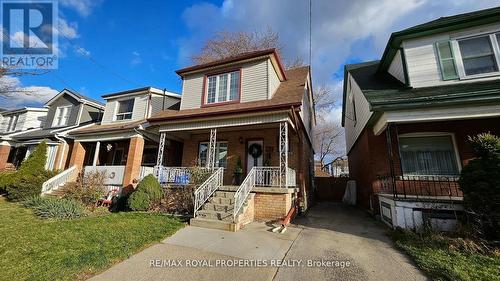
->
[247, 140, 263, 173]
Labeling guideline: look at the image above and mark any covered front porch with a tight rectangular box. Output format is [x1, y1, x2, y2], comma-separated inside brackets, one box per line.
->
[70, 132, 182, 187]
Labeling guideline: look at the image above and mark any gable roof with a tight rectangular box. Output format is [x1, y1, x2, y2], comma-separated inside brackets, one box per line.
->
[149, 66, 309, 123]
[101, 86, 180, 99]
[175, 48, 287, 81]
[45, 89, 105, 109]
[378, 6, 500, 72]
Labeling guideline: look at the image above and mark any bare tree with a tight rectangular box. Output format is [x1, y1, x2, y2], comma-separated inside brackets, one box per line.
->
[313, 84, 344, 167]
[191, 28, 304, 69]
[314, 117, 344, 167]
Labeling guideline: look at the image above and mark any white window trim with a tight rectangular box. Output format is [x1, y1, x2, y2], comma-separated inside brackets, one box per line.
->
[451, 32, 500, 80]
[114, 98, 135, 121]
[397, 132, 462, 179]
[205, 71, 240, 105]
[52, 106, 72, 127]
[7, 115, 18, 132]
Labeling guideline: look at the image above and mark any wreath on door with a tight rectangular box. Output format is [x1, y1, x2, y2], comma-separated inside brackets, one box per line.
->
[249, 143, 263, 159]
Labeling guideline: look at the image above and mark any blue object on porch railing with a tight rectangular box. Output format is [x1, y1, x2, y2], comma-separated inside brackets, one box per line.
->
[175, 174, 190, 184]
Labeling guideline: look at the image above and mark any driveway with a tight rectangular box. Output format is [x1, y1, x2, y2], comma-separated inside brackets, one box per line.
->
[89, 202, 427, 281]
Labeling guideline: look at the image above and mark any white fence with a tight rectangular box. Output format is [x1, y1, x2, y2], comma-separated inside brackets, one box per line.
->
[84, 165, 125, 186]
[41, 165, 78, 194]
[194, 167, 223, 216]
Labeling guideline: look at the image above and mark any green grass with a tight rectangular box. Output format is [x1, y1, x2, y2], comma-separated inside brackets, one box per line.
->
[0, 197, 184, 281]
[391, 230, 500, 281]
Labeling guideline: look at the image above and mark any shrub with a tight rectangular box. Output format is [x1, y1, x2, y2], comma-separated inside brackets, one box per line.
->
[63, 170, 106, 208]
[136, 174, 162, 203]
[459, 133, 500, 240]
[1, 142, 55, 201]
[127, 190, 150, 211]
[24, 197, 85, 220]
[188, 164, 211, 185]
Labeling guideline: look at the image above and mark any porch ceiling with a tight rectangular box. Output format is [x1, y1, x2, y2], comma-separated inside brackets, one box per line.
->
[164, 122, 297, 141]
[373, 103, 500, 135]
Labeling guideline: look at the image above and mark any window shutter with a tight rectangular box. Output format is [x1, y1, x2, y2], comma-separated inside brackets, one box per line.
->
[436, 41, 458, 80]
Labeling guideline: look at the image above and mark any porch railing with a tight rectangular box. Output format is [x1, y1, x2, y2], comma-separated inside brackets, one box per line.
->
[286, 167, 296, 187]
[377, 174, 463, 199]
[253, 166, 296, 187]
[152, 166, 211, 185]
[194, 167, 223, 217]
[41, 165, 77, 195]
[234, 167, 256, 220]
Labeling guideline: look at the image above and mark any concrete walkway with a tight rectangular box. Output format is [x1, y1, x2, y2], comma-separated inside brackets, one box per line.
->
[88, 202, 427, 281]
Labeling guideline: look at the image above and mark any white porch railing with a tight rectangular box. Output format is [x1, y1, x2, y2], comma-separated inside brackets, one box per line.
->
[286, 167, 296, 187]
[152, 166, 211, 185]
[254, 167, 281, 187]
[41, 165, 77, 195]
[193, 167, 223, 217]
[84, 165, 125, 186]
[233, 167, 256, 220]
[139, 166, 155, 179]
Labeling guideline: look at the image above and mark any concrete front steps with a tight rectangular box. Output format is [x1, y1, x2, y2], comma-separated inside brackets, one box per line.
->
[190, 186, 255, 232]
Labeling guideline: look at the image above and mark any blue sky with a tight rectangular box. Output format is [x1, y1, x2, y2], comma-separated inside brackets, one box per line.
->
[4, 0, 500, 111]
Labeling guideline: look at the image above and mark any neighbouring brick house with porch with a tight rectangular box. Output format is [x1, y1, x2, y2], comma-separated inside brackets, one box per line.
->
[64, 87, 181, 189]
[342, 7, 500, 231]
[148, 49, 316, 230]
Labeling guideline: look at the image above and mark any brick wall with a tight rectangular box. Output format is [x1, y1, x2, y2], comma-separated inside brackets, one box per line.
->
[123, 136, 144, 186]
[348, 117, 500, 212]
[253, 192, 292, 221]
[0, 144, 11, 170]
[68, 141, 86, 171]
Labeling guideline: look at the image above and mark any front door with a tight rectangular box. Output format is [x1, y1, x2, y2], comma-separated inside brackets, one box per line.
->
[247, 140, 263, 173]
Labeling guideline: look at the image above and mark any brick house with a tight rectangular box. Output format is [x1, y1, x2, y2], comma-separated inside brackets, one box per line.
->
[342, 7, 500, 230]
[147, 49, 316, 230]
[65, 87, 181, 189]
[0, 89, 104, 172]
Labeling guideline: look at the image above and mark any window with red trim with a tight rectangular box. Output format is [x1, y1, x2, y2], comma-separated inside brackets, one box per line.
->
[205, 70, 240, 104]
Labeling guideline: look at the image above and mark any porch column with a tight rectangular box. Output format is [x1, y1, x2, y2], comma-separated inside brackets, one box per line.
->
[155, 132, 166, 178]
[123, 135, 144, 186]
[53, 142, 68, 170]
[206, 128, 217, 169]
[92, 141, 100, 166]
[69, 141, 86, 171]
[0, 142, 11, 170]
[279, 122, 289, 187]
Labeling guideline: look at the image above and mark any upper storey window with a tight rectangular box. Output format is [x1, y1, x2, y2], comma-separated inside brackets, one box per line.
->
[6, 115, 18, 132]
[458, 35, 498, 76]
[53, 106, 71, 127]
[205, 70, 240, 105]
[437, 33, 500, 80]
[115, 99, 134, 120]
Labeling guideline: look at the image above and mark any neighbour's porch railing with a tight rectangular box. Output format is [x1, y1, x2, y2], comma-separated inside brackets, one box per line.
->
[286, 167, 296, 187]
[377, 174, 463, 199]
[41, 165, 78, 195]
[194, 167, 223, 217]
[84, 165, 126, 186]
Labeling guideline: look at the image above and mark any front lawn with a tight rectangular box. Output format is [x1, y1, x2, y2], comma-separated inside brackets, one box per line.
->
[391, 230, 500, 281]
[0, 197, 184, 281]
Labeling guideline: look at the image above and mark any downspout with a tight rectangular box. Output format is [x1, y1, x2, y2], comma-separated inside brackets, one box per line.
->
[54, 133, 67, 170]
[162, 88, 167, 110]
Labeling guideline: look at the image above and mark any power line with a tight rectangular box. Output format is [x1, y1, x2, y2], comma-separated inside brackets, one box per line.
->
[55, 26, 140, 87]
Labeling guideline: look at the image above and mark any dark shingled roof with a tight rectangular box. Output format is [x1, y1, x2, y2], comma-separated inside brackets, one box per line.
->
[149, 66, 309, 122]
[343, 61, 500, 114]
[69, 120, 147, 135]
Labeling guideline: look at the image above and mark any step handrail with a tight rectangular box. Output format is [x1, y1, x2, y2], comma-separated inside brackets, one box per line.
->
[41, 165, 78, 195]
[233, 167, 256, 221]
[193, 167, 223, 217]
